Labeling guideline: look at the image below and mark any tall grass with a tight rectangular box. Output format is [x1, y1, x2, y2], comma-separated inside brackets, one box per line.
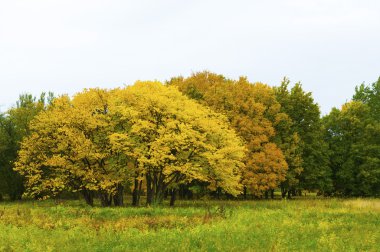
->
[0, 198, 379, 251]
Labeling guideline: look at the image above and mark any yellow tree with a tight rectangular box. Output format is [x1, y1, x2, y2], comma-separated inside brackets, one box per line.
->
[15, 89, 129, 206]
[16, 83, 245, 206]
[169, 72, 289, 197]
[109, 81, 246, 205]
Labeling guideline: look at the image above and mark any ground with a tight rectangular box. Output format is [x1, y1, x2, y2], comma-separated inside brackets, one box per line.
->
[0, 198, 379, 251]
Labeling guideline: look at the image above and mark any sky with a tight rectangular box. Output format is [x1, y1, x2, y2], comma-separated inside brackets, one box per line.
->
[0, 0, 379, 114]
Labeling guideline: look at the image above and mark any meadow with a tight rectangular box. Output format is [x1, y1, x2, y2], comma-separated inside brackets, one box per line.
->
[0, 198, 379, 251]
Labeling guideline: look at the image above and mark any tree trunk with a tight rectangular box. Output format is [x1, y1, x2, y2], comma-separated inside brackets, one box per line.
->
[298, 189, 303, 196]
[225, 192, 233, 200]
[243, 186, 247, 200]
[270, 189, 274, 199]
[132, 178, 140, 206]
[9, 192, 22, 201]
[291, 189, 297, 197]
[216, 187, 221, 200]
[287, 190, 292, 199]
[265, 190, 269, 199]
[156, 191, 164, 205]
[147, 170, 166, 205]
[146, 173, 153, 206]
[179, 185, 184, 200]
[0, 194, 3, 201]
[281, 186, 287, 199]
[187, 188, 193, 200]
[155, 180, 165, 205]
[82, 189, 94, 206]
[113, 184, 124, 207]
[138, 180, 142, 205]
[153, 172, 160, 204]
[170, 189, 177, 206]
[100, 192, 112, 207]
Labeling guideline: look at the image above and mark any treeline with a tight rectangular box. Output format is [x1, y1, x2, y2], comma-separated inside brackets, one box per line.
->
[0, 72, 379, 206]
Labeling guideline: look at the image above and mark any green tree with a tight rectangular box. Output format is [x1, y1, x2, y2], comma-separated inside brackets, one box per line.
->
[324, 101, 380, 196]
[275, 79, 332, 197]
[353, 77, 380, 118]
[323, 77, 380, 196]
[0, 93, 53, 200]
[0, 114, 17, 200]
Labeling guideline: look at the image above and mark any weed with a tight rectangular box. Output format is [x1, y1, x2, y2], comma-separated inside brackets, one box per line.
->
[0, 199, 378, 251]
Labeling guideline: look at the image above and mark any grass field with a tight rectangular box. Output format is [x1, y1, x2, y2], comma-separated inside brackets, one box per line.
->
[0, 198, 379, 251]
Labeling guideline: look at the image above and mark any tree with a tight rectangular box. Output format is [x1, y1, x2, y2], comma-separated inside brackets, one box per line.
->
[0, 93, 53, 200]
[324, 101, 380, 196]
[15, 83, 246, 206]
[323, 77, 380, 197]
[274, 79, 332, 197]
[15, 89, 129, 206]
[0, 114, 12, 201]
[169, 72, 288, 197]
[109, 81, 246, 205]
[353, 77, 380, 118]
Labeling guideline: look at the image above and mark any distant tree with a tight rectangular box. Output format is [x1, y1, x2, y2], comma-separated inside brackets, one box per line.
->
[324, 101, 380, 196]
[275, 79, 332, 197]
[0, 114, 14, 201]
[323, 77, 380, 196]
[353, 77, 380, 118]
[0, 93, 53, 200]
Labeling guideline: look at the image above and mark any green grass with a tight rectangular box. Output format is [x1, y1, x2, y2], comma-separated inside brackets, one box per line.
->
[0, 198, 379, 251]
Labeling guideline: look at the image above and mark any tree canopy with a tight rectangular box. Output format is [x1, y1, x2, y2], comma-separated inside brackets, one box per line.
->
[0, 73, 378, 205]
[169, 72, 288, 196]
[15, 82, 246, 206]
[0, 93, 53, 200]
[323, 78, 380, 196]
[275, 79, 332, 197]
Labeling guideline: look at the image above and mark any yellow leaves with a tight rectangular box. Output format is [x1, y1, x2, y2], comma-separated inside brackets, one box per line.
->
[170, 71, 289, 195]
[243, 148, 288, 194]
[16, 80, 246, 198]
[109, 133, 134, 155]
[43, 155, 67, 168]
[15, 88, 123, 197]
[110, 81, 246, 195]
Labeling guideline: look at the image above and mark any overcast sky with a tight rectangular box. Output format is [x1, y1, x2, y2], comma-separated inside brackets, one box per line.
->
[1, 0, 379, 114]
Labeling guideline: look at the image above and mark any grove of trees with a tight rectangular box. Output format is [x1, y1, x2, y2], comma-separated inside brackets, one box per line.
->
[0, 73, 379, 206]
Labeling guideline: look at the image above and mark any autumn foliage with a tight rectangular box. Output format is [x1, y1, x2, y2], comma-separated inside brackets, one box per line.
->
[1, 72, 379, 206]
[15, 81, 245, 206]
[169, 72, 288, 196]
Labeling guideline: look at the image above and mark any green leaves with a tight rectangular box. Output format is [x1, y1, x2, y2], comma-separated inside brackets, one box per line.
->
[0, 93, 52, 200]
[324, 100, 380, 196]
[6, 73, 380, 202]
[275, 79, 332, 195]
